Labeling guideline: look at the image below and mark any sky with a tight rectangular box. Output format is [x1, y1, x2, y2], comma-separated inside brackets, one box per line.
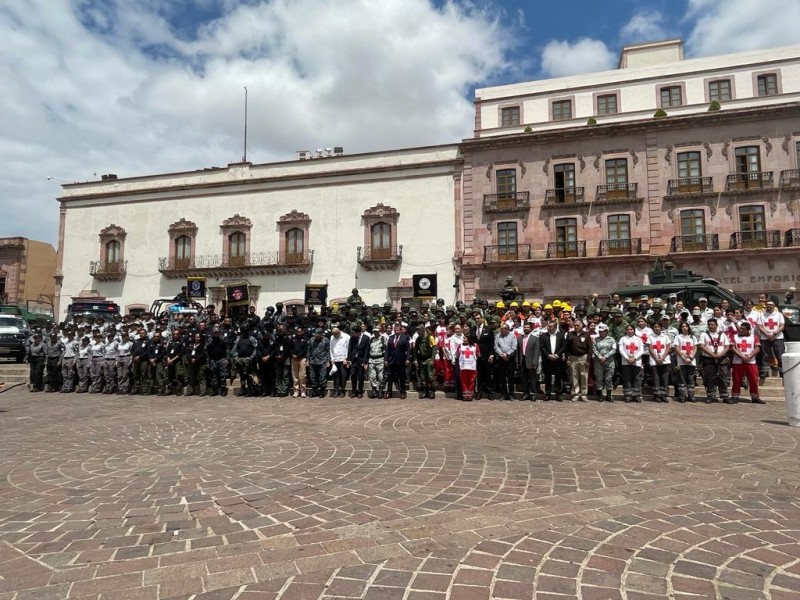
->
[2, 0, 800, 246]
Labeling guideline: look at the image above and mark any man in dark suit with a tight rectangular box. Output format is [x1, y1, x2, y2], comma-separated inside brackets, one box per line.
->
[539, 319, 567, 401]
[346, 324, 370, 398]
[470, 312, 495, 400]
[517, 322, 541, 401]
[384, 323, 411, 399]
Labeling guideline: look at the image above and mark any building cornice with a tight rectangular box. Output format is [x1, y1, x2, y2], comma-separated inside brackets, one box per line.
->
[461, 103, 800, 152]
[58, 158, 463, 206]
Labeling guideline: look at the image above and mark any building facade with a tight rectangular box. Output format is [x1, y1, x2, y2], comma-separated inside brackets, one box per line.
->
[458, 41, 800, 303]
[55, 145, 462, 318]
[0, 237, 57, 307]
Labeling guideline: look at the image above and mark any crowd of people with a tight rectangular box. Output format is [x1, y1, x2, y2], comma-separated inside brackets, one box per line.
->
[24, 287, 786, 405]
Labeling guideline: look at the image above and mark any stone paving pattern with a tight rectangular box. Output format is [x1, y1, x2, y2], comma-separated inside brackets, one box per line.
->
[1, 390, 800, 599]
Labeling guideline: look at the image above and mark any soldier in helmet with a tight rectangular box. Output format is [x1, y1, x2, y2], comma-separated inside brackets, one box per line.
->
[347, 288, 364, 306]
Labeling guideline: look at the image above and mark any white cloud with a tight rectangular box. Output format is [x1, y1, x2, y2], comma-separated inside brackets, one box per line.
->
[0, 0, 514, 244]
[539, 38, 616, 78]
[685, 0, 800, 56]
[620, 11, 668, 44]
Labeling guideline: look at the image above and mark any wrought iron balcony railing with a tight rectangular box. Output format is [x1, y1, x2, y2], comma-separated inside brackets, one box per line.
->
[780, 169, 800, 188]
[544, 187, 585, 205]
[158, 251, 313, 278]
[670, 234, 719, 253]
[784, 229, 800, 247]
[546, 241, 586, 259]
[357, 245, 403, 270]
[90, 260, 127, 281]
[483, 244, 532, 262]
[596, 183, 639, 202]
[725, 172, 774, 192]
[483, 192, 531, 212]
[666, 177, 714, 196]
[729, 230, 781, 249]
[599, 238, 642, 256]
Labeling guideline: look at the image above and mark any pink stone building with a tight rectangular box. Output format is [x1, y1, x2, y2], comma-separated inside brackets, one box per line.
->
[456, 41, 800, 304]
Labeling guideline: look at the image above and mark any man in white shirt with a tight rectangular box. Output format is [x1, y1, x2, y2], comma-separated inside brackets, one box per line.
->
[329, 326, 350, 397]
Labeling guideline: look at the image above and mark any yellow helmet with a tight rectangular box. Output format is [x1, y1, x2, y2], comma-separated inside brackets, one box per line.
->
[544, 303, 553, 310]
[552, 299, 562, 307]
[522, 301, 531, 307]
[532, 301, 541, 308]
[562, 304, 572, 312]
[510, 301, 519, 307]
[496, 301, 506, 308]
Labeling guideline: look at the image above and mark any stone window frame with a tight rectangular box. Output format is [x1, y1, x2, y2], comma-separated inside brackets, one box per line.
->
[361, 204, 399, 254]
[549, 96, 575, 122]
[656, 82, 686, 108]
[703, 76, 736, 103]
[753, 70, 782, 97]
[220, 214, 252, 258]
[99, 224, 126, 265]
[593, 90, 621, 116]
[278, 210, 312, 258]
[167, 218, 198, 264]
[498, 103, 522, 127]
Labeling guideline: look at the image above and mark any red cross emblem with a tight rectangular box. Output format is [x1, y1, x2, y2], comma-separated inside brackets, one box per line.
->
[764, 317, 778, 329]
[461, 346, 474, 358]
[626, 342, 639, 355]
[737, 338, 752, 353]
[681, 342, 694, 354]
[639, 333, 648, 343]
[652, 340, 665, 353]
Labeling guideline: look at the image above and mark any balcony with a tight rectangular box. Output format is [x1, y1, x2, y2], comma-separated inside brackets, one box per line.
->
[357, 245, 403, 271]
[670, 234, 720, 253]
[483, 244, 532, 263]
[543, 187, 585, 206]
[158, 251, 314, 279]
[546, 241, 586, 259]
[483, 192, 530, 213]
[595, 183, 640, 203]
[666, 177, 714, 197]
[599, 238, 642, 256]
[725, 172, 774, 192]
[785, 229, 800, 247]
[90, 260, 127, 282]
[781, 169, 800, 188]
[729, 230, 781, 250]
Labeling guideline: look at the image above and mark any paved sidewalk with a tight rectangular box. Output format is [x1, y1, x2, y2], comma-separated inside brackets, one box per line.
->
[1, 390, 800, 599]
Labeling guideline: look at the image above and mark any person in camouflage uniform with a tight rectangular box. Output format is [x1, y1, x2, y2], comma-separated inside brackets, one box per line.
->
[414, 324, 437, 398]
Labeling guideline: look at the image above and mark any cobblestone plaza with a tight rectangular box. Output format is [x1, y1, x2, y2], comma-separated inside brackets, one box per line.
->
[1, 390, 800, 599]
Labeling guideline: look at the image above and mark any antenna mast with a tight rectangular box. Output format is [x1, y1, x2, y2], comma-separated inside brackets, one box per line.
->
[242, 86, 248, 163]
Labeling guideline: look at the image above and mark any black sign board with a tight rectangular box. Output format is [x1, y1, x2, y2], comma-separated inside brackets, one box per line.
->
[225, 281, 249, 306]
[187, 277, 206, 298]
[413, 274, 437, 298]
[305, 284, 328, 306]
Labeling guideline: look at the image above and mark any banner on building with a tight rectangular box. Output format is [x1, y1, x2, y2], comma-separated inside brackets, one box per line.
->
[225, 281, 250, 306]
[305, 284, 328, 306]
[412, 274, 438, 298]
[187, 277, 206, 298]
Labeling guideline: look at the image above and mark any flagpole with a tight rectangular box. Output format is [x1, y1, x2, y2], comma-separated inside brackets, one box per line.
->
[243, 86, 248, 163]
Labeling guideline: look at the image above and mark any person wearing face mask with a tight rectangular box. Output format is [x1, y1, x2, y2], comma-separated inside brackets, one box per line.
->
[205, 327, 229, 397]
[186, 333, 208, 396]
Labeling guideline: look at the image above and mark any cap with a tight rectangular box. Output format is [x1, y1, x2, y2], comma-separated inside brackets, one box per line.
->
[640, 295, 648, 301]
[610, 308, 623, 316]
[659, 315, 670, 321]
[652, 299, 663, 307]
[668, 293, 678, 299]
[597, 323, 609, 332]
[698, 297, 708, 302]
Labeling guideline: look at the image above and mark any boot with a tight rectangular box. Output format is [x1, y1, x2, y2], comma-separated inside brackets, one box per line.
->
[429, 388, 435, 399]
[605, 390, 613, 403]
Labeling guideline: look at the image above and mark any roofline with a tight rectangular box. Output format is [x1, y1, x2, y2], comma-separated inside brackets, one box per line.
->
[60, 142, 462, 189]
[618, 38, 683, 69]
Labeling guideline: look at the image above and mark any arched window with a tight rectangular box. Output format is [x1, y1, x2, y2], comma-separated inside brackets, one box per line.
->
[106, 240, 121, 264]
[167, 219, 197, 269]
[371, 222, 392, 259]
[285, 228, 304, 263]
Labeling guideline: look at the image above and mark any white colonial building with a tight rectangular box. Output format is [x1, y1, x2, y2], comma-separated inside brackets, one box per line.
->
[55, 145, 462, 318]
